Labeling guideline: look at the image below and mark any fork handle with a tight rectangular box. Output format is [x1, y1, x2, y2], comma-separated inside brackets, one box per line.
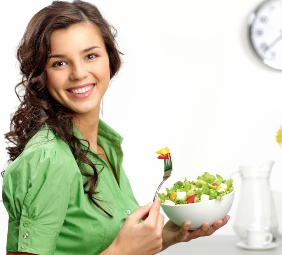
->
[153, 178, 167, 201]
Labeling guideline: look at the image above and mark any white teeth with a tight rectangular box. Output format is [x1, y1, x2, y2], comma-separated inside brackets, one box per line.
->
[71, 85, 93, 94]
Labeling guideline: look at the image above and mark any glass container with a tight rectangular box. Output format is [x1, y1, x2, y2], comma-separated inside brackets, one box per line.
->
[232, 160, 278, 240]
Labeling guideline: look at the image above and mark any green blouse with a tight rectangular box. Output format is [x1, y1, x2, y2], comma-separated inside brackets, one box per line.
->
[2, 120, 140, 255]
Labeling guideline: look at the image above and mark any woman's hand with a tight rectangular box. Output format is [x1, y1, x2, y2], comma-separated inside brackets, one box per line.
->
[103, 198, 164, 255]
[161, 215, 230, 251]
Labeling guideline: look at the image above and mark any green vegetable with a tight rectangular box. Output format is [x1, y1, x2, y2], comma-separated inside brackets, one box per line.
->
[158, 172, 234, 205]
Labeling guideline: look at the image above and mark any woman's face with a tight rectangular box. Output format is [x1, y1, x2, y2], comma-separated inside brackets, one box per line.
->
[45, 22, 110, 118]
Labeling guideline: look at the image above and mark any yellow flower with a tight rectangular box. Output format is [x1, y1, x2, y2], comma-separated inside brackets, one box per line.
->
[156, 146, 170, 155]
[276, 126, 282, 147]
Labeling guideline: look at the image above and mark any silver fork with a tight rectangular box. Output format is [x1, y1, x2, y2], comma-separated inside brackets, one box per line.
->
[153, 154, 173, 201]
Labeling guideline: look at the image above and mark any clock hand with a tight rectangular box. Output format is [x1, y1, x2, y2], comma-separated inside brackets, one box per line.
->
[264, 31, 282, 52]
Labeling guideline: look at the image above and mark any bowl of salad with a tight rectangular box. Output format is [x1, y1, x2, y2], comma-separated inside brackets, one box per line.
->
[158, 172, 234, 230]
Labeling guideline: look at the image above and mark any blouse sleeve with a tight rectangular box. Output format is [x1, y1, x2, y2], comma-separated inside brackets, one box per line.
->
[2, 145, 74, 255]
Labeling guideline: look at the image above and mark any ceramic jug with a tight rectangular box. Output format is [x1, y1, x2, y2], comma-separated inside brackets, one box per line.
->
[232, 160, 278, 240]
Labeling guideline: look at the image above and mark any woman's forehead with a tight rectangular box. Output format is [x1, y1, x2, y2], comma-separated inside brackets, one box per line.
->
[49, 22, 105, 53]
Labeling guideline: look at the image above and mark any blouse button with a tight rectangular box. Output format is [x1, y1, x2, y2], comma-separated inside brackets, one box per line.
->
[23, 222, 29, 227]
[21, 244, 27, 249]
[23, 233, 29, 239]
[125, 209, 131, 215]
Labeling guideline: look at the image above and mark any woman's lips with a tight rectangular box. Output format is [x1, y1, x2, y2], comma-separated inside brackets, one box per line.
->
[67, 84, 95, 98]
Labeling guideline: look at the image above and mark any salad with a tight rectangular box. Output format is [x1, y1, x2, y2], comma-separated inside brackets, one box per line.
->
[158, 172, 234, 205]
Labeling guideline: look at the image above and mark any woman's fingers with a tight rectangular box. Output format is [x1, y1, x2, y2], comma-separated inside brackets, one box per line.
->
[127, 197, 163, 226]
[203, 215, 230, 236]
[126, 201, 154, 224]
[178, 215, 230, 241]
[113, 199, 164, 255]
[144, 198, 163, 224]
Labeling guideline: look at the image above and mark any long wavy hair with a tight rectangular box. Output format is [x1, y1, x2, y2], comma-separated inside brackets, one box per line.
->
[4, 0, 122, 217]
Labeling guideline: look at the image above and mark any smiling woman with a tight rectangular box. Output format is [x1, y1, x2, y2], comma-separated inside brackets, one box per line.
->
[1, 1, 230, 255]
[45, 22, 111, 118]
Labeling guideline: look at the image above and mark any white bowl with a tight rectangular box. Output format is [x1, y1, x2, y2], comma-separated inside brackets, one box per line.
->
[161, 190, 235, 230]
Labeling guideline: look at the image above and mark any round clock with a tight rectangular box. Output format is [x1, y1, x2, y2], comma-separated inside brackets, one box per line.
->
[248, 0, 282, 70]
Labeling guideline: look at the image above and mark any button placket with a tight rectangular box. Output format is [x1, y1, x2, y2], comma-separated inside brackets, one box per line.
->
[125, 209, 131, 215]
[23, 222, 30, 227]
[23, 233, 29, 239]
[21, 244, 27, 249]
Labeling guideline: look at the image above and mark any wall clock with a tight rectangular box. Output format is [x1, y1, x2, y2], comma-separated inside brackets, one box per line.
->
[248, 0, 282, 70]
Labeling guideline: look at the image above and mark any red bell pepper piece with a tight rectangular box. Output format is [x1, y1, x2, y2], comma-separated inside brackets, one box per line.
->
[186, 194, 196, 204]
[157, 154, 169, 159]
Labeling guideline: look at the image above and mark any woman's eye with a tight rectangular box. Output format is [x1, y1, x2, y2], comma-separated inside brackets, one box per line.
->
[52, 61, 67, 67]
[86, 54, 97, 60]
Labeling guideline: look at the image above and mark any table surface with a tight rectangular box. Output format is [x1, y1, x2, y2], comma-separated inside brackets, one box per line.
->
[158, 235, 282, 255]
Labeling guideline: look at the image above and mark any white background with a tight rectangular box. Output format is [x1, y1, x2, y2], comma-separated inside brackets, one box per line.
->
[1, 0, 282, 253]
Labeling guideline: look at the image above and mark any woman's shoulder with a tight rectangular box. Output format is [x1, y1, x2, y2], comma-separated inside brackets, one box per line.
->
[25, 126, 71, 153]
[4, 126, 77, 177]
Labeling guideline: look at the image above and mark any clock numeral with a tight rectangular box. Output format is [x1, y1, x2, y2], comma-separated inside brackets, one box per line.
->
[260, 16, 268, 23]
[255, 29, 263, 36]
[260, 43, 268, 51]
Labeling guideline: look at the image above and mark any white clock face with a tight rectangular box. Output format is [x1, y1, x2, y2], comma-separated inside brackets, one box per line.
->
[249, 0, 282, 70]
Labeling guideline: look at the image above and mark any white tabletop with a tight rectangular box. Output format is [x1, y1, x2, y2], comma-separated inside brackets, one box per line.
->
[159, 235, 282, 255]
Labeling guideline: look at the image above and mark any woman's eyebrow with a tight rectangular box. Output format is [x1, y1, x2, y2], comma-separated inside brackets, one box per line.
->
[49, 46, 101, 59]
[83, 46, 100, 53]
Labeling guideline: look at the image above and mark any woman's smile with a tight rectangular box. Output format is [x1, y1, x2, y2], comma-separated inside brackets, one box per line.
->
[67, 84, 95, 98]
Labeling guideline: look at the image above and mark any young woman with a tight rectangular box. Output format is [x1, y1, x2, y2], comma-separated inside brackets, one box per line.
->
[2, 1, 230, 254]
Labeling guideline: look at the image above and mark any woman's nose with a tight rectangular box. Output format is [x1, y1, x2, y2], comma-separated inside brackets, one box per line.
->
[69, 63, 88, 81]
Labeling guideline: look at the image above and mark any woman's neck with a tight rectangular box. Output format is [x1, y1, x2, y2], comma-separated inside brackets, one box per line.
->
[72, 113, 100, 152]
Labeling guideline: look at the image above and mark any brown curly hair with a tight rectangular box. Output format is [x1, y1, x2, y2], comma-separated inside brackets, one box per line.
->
[4, 0, 122, 217]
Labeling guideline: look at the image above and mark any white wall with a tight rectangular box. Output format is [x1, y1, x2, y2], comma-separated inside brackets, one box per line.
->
[1, 0, 282, 252]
